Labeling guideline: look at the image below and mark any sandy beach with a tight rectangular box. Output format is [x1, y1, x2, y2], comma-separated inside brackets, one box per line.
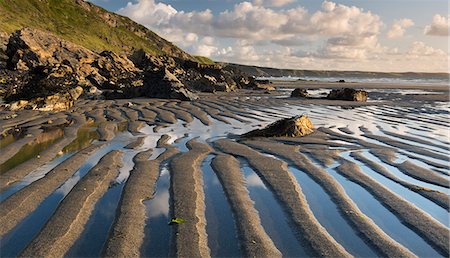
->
[0, 82, 449, 257]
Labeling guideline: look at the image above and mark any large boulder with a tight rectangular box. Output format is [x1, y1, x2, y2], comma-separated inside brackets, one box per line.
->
[290, 88, 309, 98]
[327, 88, 368, 102]
[242, 115, 314, 138]
[143, 69, 197, 101]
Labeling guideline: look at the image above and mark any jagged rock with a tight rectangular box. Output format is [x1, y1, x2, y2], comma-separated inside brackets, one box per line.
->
[291, 88, 309, 98]
[143, 69, 197, 101]
[6, 28, 142, 90]
[7, 28, 97, 71]
[129, 49, 254, 93]
[242, 115, 314, 138]
[88, 51, 142, 89]
[327, 88, 368, 102]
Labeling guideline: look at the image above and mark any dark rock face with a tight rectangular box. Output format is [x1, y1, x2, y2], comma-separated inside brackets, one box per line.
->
[142, 69, 198, 101]
[129, 49, 255, 93]
[327, 88, 368, 102]
[290, 88, 309, 98]
[242, 115, 314, 138]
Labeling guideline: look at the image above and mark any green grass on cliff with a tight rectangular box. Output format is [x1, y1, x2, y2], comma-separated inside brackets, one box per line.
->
[193, 56, 215, 65]
[0, 0, 206, 62]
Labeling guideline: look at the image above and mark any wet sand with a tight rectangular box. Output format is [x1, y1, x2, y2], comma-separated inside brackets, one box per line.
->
[0, 82, 449, 257]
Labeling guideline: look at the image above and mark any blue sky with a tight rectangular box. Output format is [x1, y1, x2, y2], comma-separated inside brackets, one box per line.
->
[89, 0, 449, 72]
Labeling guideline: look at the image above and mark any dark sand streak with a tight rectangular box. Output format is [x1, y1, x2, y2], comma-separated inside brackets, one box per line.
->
[169, 140, 212, 258]
[336, 161, 449, 256]
[214, 139, 352, 258]
[0, 114, 87, 190]
[244, 139, 416, 258]
[351, 152, 449, 210]
[211, 154, 281, 257]
[0, 144, 104, 237]
[20, 150, 123, 257]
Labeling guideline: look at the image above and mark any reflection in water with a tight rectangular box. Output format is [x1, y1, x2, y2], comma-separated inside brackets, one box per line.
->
[141, 164, 172, 258]
[0, 127, 64, 172]
[0, 128, 25, 148]
[245, 173, 267, 189]
[0, 153, 74, 202]
[65, 184, 124, 258]
[61, 123, 99, 154]
[202, 155, 241, 257]
[287, 165, 377, 257]
[0, 133, 130, 257]
[324, 161, 443, 257]
[341, 151, 449, 226]
[240, 159, 312, 257]
[147, 166, 170, 219]
[1, 101, 449, 257]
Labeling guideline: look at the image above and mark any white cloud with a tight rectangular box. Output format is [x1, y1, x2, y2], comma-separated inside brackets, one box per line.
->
[119, 0, 177, 26]
[118, 0, 448, 72]
[424, 14, 450, 36]
[119, 0, 382, 42]
[406, 41, 447, 57]
[387, 18, 414, 39]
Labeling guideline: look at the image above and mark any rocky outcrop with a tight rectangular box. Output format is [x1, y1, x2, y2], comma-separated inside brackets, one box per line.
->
[290, 88, 309, 98]
[2, 28, 199, 104]
[129, 49, 256, 93]
[327, 88, 368, 102]
[1, 28, 258, 108]
[242, 115, 314, 137]
[142, 69, 198, 101]
[6, 28, 143, 90]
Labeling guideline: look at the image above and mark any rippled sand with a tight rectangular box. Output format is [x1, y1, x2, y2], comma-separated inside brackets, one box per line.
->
[0, 84, 449, 257]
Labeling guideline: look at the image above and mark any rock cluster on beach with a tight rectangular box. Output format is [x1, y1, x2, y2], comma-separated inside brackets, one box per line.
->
[290, 88, 309, 98]
[0, 28, 258, 111]
[327, 88, 368, 102]
[242, 115, 314, 138]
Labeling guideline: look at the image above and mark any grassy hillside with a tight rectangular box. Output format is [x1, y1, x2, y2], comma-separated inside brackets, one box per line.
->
[0, 0, 207, 62]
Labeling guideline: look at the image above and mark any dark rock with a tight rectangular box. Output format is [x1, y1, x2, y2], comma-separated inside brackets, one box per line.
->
[327, 88, 368, 102]
[143, 69, 197, 101]
[337, 79, 346, 83]
[242, 115, 314, 138]
[255, 79, 272, 84]
[4, 65, 80, 101]
[290, 88, 309, 98]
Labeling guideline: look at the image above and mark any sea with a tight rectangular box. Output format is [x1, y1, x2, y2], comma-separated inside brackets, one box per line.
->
[257, 76, 450, 86]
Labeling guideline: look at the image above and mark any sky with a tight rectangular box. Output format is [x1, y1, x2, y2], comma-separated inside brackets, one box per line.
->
[89, 0, 449, 73]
